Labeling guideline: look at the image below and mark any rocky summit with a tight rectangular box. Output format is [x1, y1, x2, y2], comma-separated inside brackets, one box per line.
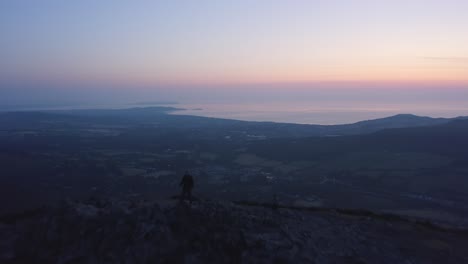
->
[1, 198, 468, 264]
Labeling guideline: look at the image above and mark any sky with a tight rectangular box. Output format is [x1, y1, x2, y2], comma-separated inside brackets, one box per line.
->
[1, 0, 468, 106]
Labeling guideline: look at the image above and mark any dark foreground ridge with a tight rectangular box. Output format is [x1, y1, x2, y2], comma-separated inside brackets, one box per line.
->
[1, 198, 468, 263]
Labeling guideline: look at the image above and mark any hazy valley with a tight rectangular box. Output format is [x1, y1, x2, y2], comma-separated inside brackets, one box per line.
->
[1, 107, 468, 227]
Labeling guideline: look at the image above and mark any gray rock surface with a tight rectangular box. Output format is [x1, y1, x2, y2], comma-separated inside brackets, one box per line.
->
[1, 198, 467, 263]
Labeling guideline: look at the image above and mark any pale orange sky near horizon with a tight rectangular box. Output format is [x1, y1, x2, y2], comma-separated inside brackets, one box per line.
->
[1, 0, 468, 95]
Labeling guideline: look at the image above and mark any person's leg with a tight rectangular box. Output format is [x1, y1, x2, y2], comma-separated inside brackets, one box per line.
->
[182, 187, 190, 201]
[180, 189, 186, 201]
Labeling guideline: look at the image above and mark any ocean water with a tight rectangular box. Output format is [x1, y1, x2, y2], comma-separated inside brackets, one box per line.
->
[172, 101, 468, 125]
[2, 100, 468, 126]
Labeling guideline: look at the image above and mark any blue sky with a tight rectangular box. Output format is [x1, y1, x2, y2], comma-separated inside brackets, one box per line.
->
[1, 0, 468, 105]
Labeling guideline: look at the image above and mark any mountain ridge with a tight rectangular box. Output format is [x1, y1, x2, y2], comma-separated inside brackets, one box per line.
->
[1, 107, 466, 137]
[1, 198, 468, 263]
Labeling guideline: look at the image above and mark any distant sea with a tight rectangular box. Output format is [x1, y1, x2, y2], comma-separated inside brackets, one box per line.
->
[173, 101, 468, 125]
[2, 101, 468, 125]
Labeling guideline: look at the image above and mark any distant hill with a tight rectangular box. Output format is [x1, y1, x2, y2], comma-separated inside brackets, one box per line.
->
[368, 118, 468, 156]
[0, 107, 466, 137]
[325, 113, 467, 135]
[47, 106, 183, 117]
[0, 107, 182, 130]
[250, 118, 468, 161]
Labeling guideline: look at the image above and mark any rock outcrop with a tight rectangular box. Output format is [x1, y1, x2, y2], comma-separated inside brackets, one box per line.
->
[1, 198, 467, 263]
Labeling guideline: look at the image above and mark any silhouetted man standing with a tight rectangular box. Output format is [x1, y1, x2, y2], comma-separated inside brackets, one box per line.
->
[179, 171, 194, 202]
